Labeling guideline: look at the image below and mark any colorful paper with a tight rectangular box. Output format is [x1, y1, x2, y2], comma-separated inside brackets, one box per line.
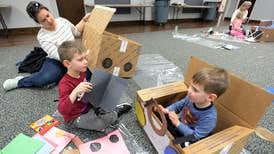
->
[33, 134, 57, 154]
[1, 133, 44, 154]
[30, 115, 60, 135]
[43, 127, 75, 154]
[79, 129, 129, 154]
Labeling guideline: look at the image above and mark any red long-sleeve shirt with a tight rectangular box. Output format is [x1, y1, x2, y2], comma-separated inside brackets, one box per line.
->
[58, 72, 90, 122]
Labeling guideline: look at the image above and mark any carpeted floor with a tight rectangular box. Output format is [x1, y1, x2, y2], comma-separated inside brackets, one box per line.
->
[0, 26, 273, 153]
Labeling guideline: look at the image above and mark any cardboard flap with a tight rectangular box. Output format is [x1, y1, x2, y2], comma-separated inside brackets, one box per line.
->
[96, 32, 141, 77]
[82, 24, 102, 70]
[184, 57, 274, 129]
[216, 74, 274, 129]
[184, 56, 211, 86]
[137, 81, 187, 102]
[183, 126, 253, 154]
[82, 5, 116, 70]
[85, 5, 116, 34]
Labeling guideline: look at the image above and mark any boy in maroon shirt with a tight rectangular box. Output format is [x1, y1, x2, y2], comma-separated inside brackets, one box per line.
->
[58, 41, 131, 131]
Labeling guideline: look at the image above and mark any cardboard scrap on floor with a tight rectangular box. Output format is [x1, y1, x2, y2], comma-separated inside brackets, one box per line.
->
[1, 133, 44, 154]
[43, 126, 75, 154]
[30, 114, 60, 135]
[79, 129, 130, 154]
[33, 134, 57, 154]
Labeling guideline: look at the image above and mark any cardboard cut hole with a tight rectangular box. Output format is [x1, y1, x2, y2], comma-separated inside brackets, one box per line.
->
[90, 142, 101, 152]
[102, 58, 113, 69]
[109, 134, 119, 143]
[124, 62, 132, 72]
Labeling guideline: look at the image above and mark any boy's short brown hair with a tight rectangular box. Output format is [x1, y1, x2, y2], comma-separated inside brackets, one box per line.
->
[192, 67, 229, 97]
[58, 41, 85, 62]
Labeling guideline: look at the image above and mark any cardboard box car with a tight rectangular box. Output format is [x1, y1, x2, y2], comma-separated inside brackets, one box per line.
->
[82, 5, 141, 78]
[251, 20, 274, 42]
[135, 56, 274, 153]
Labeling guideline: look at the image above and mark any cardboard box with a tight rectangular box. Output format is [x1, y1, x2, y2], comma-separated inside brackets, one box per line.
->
[135, 56, 274, 153]
[82, 5, 142, 78]
[251, 21, 274, 42]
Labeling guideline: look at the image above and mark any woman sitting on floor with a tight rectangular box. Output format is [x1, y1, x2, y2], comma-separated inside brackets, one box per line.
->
[3, 1, 91, 91]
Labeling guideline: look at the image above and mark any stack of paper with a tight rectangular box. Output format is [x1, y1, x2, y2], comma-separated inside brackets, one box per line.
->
[1, 133, 44, 154]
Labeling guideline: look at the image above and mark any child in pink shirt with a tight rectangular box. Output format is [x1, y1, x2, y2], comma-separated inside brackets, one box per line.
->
[230, 12, 246, 39]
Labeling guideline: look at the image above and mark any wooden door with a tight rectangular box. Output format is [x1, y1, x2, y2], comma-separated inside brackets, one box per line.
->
[56, 0, 85, 25]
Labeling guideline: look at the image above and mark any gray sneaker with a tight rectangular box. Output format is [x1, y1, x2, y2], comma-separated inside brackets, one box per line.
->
[115, 103, 132, 117]
[3, 76, 24, 91]
[98, 110, 118, 125]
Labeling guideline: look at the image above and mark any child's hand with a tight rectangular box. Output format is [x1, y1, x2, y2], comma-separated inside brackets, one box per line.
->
[75, 82, 93, 94]
[71, 82, 93, 103]
[158, 105, 169, 114]
[168, 111, 180, 127]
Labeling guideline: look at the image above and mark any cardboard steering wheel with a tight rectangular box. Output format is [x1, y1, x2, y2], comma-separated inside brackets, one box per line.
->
[145, 98, 167, 136]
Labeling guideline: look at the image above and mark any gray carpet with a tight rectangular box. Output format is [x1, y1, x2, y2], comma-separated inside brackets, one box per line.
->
[0, 26, 273, 153]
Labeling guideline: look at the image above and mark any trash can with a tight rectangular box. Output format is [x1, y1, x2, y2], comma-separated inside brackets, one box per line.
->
[202, 0, 219, 21]
[155, 0, 170, 24]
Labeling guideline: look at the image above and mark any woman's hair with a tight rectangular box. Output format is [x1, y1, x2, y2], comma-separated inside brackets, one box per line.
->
[239, 1, 252, 11]
[26, 1, 49, 23]
[236, 11, 244, 19]
[58, 41, 86, 62]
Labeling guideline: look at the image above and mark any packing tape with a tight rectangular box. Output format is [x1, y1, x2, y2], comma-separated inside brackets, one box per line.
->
[119, 39, 128, 53]
[113, 67, 120, 76]
[255, 127, 274, 142]
[220, 143, 233, 154]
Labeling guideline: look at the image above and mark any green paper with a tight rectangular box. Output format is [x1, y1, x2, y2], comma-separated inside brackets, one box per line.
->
[1, 133, 44, 154]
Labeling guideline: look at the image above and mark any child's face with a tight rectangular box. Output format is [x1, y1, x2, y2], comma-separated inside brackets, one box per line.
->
[68, 52, 88, 73]
[187, 81, 215, 105]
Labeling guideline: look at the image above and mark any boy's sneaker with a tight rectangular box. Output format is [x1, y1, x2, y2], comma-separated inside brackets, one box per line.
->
[115, 103, 132, 117]
[3, 76, 24, 91]
[98, 110, 118, 126]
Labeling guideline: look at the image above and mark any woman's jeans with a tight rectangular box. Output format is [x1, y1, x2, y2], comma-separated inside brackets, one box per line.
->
[18, 58, 92, 88]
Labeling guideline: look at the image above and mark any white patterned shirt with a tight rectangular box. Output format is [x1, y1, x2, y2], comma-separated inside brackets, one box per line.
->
[37, 17, 81, 60]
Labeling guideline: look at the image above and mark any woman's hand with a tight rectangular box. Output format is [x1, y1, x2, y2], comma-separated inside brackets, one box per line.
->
[76, 13, 91, 33]
[82, 13, 91, 22]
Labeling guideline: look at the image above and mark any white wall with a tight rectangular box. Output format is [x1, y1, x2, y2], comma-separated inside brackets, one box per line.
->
[85, 0, 200, 21]
[249, 0, 274, 20]
[1, 0, 201, 29]
[224, 0, 239, 18]
[84, 0, 151, 21]
[224, 0, 274, 21]
[4, 0, 272, 29]
[1, 0, 59, 29]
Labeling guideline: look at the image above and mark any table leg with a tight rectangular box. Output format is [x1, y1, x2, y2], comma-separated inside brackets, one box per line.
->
[176, 7, 180, 19]
[173, 7, 176, 19]
[0, 13, 8, 36]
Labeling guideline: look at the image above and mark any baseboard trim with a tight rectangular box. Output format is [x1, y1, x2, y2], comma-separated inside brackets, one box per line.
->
[7, 18, 222, 36]
[8, 27, 40, 36]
